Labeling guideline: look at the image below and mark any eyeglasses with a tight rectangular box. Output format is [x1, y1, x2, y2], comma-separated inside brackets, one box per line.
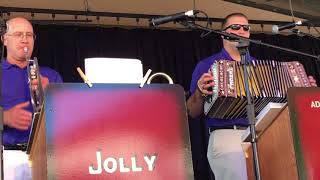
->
[224, 24, 251, 32]
[5, 32, 36, 40]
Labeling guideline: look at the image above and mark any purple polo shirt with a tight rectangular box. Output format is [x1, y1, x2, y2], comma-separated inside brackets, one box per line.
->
[1, 59, 63, 145]
[190, 48, 255, 128]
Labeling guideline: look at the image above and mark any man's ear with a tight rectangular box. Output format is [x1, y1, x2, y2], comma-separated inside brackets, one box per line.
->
[1, 35, 8, 46]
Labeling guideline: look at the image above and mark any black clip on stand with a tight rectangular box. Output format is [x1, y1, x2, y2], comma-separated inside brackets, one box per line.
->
[237, 40, 261, 180]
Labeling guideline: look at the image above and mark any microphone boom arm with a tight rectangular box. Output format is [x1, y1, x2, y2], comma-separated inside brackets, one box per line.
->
[187, 22, 320, 61]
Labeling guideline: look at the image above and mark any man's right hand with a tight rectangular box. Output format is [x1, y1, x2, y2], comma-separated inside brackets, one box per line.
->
[4, 102, 32, 130]
[187, 72, 215, 118]
[197, 72, 215, 96]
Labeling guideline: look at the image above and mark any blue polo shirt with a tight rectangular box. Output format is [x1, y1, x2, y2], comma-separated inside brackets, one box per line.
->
[190, 48, 255, 128]
[1, 59, 63, 145]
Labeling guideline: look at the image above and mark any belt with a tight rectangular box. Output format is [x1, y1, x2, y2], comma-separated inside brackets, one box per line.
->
[4, 143, 27, 151]
[209, 125, 248, 132]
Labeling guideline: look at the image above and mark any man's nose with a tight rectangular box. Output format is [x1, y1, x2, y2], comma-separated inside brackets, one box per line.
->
[21, 35, 28, 42]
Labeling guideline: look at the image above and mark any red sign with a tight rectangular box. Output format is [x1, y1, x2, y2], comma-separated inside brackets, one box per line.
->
[288, 87, 320, 180]
[45, 84, 194, 180]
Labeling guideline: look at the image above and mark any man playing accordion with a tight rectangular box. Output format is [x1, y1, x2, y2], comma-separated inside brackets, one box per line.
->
[187, 12, 317, 180]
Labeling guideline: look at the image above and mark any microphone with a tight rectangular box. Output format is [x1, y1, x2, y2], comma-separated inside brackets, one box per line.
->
[149, 10, 197, 26]
[222, 33, 240, 41]
[272, 20, 304, 33]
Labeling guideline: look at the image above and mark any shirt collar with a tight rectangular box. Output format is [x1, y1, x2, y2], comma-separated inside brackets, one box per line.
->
[220, 48, 234, 60]
[220, 48, 254, 62]
[2, 59, 13, 70]
[2, 59, 27, 70]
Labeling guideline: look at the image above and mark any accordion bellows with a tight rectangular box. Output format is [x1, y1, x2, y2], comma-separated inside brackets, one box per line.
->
[204, 59, 310, 119]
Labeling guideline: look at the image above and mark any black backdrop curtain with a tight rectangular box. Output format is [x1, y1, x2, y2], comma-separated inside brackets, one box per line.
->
[30, 25, 320, 85]
[2, 25, 320, 180]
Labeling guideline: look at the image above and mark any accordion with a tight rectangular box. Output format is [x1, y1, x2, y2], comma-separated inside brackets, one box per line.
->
[204, 59, 311, 119]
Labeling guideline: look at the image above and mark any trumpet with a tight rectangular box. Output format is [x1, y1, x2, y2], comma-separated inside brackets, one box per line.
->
[24, 47, 44, 113]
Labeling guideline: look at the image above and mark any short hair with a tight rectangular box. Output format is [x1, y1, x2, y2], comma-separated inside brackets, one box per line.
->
[221, 13, 249, 30]
[5, 17, 33, 34]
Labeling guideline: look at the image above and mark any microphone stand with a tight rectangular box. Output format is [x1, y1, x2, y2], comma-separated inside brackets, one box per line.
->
[237, 40, 261, 180]
[184, 22, 320, 61]
[179, 20, 320, 180]
[291, 29, 320, 42]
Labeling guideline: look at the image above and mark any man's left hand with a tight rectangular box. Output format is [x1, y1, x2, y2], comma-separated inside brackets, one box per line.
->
[31, 76, 49, 91]
[308, 76, 317, 87]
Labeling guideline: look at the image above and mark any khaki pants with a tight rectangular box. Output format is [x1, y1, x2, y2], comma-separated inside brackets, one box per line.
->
[4, 150, 31, 180]
[207, 129, 248, 180]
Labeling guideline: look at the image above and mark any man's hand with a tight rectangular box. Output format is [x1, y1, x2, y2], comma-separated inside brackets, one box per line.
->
[308, 76, 317, 87]
[31, 75, 49, 91]
[197, 73, 215, 96]
[4, 102, 32, 130]
[187, 72, 215, 118]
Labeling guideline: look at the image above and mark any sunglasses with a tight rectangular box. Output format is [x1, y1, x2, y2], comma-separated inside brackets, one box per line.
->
[224, 24, 251, 32]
